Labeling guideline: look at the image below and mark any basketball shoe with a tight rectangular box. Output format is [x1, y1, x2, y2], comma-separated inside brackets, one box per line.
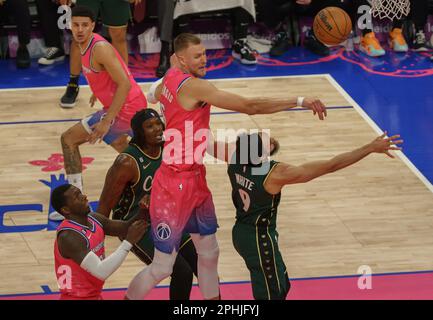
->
[270, 31, 290, 57]
[60, 83, 79, 108]
[38, 47, 65, 65]
[304, 31, 330, 57]
[389, 28, 408, 52]
[232, 39, 257, 64]
[359, 32, 385, 57]
[16, 44, 30, 69]
[412, 30, 429, 52]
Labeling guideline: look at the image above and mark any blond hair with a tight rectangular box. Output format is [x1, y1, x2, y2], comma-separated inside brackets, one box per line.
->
[174, 33, 202, 53]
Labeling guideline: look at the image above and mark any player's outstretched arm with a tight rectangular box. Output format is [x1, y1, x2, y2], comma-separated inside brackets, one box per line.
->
[184, 79, 327, 120]
[265, 132, 403, 193]
[97, 154, 137, 218]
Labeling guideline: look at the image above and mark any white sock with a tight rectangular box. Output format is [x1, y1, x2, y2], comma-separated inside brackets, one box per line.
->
[67, 173, 83, 192]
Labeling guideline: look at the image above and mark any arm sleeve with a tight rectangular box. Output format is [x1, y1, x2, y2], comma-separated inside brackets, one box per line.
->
[146, 78, 163, 104]
[80, 240, 133, 281]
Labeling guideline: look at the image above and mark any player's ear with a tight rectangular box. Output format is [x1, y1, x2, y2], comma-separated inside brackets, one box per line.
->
[91, 21, 95, 32]
[60, 206, 69, 217]
[270, 138, 280, 156]
[176, 53, 187, 69]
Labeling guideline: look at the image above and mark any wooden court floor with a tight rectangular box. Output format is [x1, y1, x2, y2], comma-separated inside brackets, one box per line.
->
[1, 75, 432, 296]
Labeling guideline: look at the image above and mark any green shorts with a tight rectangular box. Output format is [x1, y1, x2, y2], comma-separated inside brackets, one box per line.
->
[232, 222, 290, 300]
[76, 0, 131, 27]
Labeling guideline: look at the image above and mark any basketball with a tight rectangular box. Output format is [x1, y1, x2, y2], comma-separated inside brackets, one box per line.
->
[313, 7, 352, 46]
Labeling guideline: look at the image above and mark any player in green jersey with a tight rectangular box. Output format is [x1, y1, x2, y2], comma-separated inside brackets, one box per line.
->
[97, 108, 198, 300]
[209, 130, 402, 300]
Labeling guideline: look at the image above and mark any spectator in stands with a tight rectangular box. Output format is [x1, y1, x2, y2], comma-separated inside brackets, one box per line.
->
[230, 7, 257, 64]
[0, 0, 31, 68]
[35, 0, 66, 65]
[155, 0, 176, 78]
[175, 6, 257, 65]
[255, 0, 295, 57]
[409, 0, 429, 52]
[257, 0, 410, 57]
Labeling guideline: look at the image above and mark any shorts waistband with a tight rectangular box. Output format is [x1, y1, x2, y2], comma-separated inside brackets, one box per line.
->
[158, 164, 204, 178]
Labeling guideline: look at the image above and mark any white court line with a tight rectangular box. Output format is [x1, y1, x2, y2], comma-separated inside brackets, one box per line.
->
[0, 74, 330, 92]
[325, 74, 433, 194]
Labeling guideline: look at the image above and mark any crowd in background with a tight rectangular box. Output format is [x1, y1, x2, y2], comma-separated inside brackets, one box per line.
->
[0, 0, 431, 73]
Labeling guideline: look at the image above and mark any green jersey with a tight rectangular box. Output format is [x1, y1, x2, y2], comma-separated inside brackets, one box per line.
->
[227, 160, 281, 228]
[113, 143, 162, 221]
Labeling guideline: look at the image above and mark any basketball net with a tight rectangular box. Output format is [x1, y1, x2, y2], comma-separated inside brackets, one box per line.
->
[370, 0, 410, 21]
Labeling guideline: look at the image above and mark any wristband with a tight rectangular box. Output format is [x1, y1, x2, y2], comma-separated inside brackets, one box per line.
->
[297, 96, 305, 107]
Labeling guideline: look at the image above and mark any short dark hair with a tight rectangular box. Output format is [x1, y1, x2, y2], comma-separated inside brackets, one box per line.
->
[234, 133, 264, 167]
[71, 5, 95, 22]
[51, 184, 73, 215]
[174, 33, 202, 53]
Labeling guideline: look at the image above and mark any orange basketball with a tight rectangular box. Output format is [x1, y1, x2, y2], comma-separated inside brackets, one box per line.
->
[313, 7, 352, 46]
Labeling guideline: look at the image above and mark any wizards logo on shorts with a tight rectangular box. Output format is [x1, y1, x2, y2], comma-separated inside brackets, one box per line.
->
[156, 223, 171, 241]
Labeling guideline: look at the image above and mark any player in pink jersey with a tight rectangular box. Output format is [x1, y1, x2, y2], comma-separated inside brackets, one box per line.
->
[125, 33, 327, 300]
[56, 6, 147, 221]
[52, 183, 147, 300]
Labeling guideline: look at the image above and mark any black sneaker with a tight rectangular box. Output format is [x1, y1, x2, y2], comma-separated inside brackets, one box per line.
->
[16, 45, 30, 69]
[304, 32, 330, 56]
[232, 39, 257, 64]
[412, 30, 429, 52]
[270, 31, 290, 57]
[38, 47, 65, 65]
[60, 83, 79, 108]
[156, 44, 171, 78]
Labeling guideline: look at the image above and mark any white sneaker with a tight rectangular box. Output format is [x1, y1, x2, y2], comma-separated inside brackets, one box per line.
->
[49, 211, 65, 221]
[38, 47, 65, 65]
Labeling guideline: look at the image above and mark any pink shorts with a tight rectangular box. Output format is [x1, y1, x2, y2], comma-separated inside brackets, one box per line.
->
[149, 164, 218, 254]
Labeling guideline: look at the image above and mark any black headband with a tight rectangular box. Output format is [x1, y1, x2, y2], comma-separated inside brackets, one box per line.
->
[130, 108, 164, 144]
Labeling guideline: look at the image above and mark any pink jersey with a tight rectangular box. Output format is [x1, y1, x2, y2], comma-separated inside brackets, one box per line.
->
[81, 33, 147, 123]
[159, 67, 211, 171]
[54, 215, 105, 300]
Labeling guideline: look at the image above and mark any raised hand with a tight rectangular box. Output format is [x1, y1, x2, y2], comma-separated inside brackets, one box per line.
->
[302, 98, 327, 120]
[370, 131, 403, 158]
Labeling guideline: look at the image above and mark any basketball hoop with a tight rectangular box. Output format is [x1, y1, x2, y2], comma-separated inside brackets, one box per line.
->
[370, 0, 410, 21]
